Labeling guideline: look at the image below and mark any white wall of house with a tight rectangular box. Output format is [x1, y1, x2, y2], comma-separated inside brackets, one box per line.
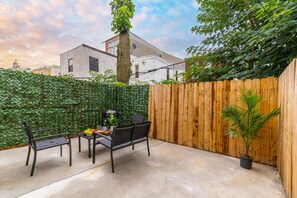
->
[130, 55, 184, 83]
[50, 65, 61, 76]
[60, 44, 117, 79]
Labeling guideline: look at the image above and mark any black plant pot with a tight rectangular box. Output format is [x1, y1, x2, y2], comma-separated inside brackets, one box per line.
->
[240, 155, 253, 170]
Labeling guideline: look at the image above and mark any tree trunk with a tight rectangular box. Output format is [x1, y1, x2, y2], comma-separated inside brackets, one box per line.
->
[117, 31, 131, 84]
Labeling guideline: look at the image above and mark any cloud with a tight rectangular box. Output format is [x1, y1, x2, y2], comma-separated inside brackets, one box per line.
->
[0, 0, 199, 68]
[0, 0, 114, 68]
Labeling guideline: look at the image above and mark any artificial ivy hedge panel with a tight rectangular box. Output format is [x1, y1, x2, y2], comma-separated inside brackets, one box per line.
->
[0, 69, 42, 109]
[0, 69, 149, 148]
[42, 75, 81, 108]
[115, 85, 149, 125]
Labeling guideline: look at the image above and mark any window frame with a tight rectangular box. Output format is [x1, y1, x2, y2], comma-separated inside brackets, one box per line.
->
[167, 68, 170, 80]
[68, 58, 73, 73]
[89, 56, 99, 72]
[135, 65, 139, 78]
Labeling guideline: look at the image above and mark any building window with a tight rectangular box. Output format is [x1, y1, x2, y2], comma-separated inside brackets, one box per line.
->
[68, 58, 73, 72]
[167, 69, 170, 80]
[175, 70, 178, 81]
[89, 56, 99, 72]
[107, 39, 119, 56]
[135, 65, 139, 78]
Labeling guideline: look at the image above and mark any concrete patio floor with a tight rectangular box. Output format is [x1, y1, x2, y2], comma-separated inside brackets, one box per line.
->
[0, 138, 286, 198]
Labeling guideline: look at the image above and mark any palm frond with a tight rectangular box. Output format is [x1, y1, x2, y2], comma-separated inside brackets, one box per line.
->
[222, 89, 280, 156]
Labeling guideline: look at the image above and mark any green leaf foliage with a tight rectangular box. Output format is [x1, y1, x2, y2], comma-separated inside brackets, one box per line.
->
[0, 69, 148, 148]
[90, 70, 117, 83]
[110, 0, 135, 34]
[188, 0, 297, 81]
[222, 89, 280, 157]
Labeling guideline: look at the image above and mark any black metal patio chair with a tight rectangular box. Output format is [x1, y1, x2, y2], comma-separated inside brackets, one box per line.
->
[93, 125, 134, 173]
[22, 122, 72, 176]
[132, 121, 151, 154]
[131, 114, 144, 124]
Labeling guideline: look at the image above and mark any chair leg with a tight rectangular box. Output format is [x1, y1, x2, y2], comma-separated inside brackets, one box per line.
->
[30, 150, 37, 177]
[93, 137, 96, 164]
[69, 141, 72, 167]
[60, 145, 63, 157]
[88, 139, 91, 158]
[110, 150, 114, 173]
[147, 139, 150, 156]
[132, 144, 134, 150]
[26, 146, 31, 166]
[78, 136, 81, 152]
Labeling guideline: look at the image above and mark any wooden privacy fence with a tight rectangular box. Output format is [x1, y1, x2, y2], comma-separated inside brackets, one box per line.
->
[278, 59, 297, 198]
[148, 77, 279, 166]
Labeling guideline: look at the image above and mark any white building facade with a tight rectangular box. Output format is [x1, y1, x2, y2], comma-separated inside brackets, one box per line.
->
[60, 44, 117, 79]
[104, 33, 185, 83]
[130, 55, 184, 83]
[59, 33, 185, 83]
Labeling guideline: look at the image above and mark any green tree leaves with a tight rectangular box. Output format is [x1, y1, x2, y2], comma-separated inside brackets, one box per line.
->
[110, 0, 135, 34]
[188, 0, 297, 81]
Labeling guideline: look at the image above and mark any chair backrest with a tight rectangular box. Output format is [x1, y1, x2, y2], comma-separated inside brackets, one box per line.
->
[111, 125, 134, 147]
[22, 122, 34, 145]
[132, 121, 151, 141]
[131, 114, 144, 124]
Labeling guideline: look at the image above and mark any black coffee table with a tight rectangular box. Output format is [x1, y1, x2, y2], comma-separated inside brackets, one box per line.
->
[78, 133, 99, 158]
[78, 131, 110, 158]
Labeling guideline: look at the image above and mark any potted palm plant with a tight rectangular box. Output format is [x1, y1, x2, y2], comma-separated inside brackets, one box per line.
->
[108, 115, 118, 132]
[222, 89, 280, 169]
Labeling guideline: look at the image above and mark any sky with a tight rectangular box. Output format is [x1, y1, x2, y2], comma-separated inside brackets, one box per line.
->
[0, 0, 200, 69]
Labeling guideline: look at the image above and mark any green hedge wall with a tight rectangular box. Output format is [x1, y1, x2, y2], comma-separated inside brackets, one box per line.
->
[0, 69, 148, 148]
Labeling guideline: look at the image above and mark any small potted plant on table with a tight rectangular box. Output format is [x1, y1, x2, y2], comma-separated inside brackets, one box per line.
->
[108, 115, 118, 132]
[222, 89, 280, 169]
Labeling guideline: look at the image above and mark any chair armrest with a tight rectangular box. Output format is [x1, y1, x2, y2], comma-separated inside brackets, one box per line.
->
[32, 128, 63, 133]
[94, 132, 111, 141]
[32, 133, 71, 141]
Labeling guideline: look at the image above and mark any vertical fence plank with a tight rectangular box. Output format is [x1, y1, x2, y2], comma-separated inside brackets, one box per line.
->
[222, 80, 230, 154]
[252, 79, 262, 161]
[187, 83, 194, 147]
[269, 78, 278, 165]
[216, 81, 223, 153]
[169, 85, 174, 143]
[260, 78, 271, 164]
[204, 82, 211, 151]
[198, 82, 205, 149]
[235, 80, 244, 157]
[182, 84, 189, 146]
[192, 83, 199, 148]
[177, 84, 184, 145]
[228, 80, 237, 157]
[173, 84, 179, 144]
[165, 85, 171, 142]
[157, 85, 163, 140]
[211, 82, 217, 152]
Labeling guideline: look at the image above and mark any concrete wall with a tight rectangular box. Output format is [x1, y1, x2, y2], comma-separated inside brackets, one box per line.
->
[60, 45, 117, 78]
